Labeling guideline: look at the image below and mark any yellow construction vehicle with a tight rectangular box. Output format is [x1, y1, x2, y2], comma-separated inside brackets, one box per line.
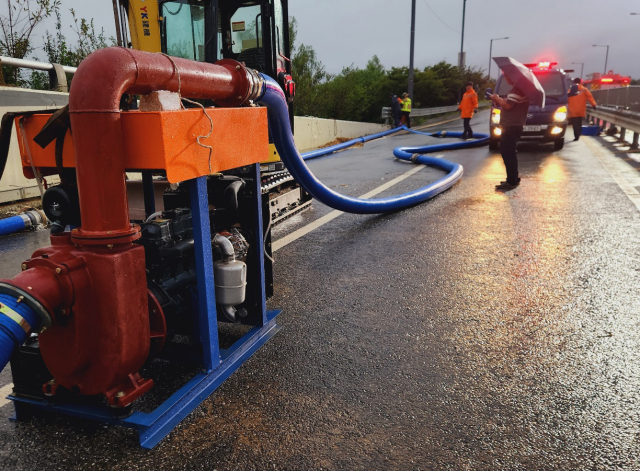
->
[112, 0, 308, 223]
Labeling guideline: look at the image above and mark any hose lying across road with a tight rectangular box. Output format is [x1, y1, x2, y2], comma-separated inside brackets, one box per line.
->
[259, 73, 489, 214]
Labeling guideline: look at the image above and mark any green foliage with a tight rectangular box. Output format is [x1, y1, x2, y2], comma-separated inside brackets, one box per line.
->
[30, 7, 113, 90]
[288, 16, 490, 123]
[0, 0, 60, 86]
[291, 43, 327, 117]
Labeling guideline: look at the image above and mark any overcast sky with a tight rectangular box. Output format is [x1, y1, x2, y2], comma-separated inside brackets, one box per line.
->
[29, 0, 640, 79]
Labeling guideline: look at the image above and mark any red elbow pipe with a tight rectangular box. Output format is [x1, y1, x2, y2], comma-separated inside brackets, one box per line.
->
[68, 47, 262, 243]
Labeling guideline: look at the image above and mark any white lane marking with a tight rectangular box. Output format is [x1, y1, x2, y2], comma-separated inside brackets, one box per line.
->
[584, 137, 640, 212]
[273, 162, 434, 252]
[0, 383, 13, 408]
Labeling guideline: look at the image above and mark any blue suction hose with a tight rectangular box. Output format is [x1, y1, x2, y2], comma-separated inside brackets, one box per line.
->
[257, 74, 488, 214]
[0, 293, 41, 371]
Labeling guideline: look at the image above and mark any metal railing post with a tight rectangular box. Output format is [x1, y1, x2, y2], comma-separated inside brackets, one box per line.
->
[48, 63, 69, 92]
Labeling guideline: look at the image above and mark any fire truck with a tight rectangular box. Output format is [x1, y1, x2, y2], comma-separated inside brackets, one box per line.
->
[584, 72, 631, 91]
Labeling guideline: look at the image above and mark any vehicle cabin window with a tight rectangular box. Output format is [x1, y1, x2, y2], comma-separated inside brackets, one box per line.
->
[533, 72, 566, 97]
[162, 1, 205, 61]
[230, 5, 262, 54]
[273, 0, 285, 57]
[497, 72, 566, 98]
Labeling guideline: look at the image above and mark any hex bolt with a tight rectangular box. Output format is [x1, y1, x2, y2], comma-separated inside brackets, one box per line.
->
[55, 268, 62, 274]
[48, 379, 56, 385]
[107, 244, 114, 249]
[116, 391, 125, 398]
[236, 65, 241, 70]
[21, 264, 27, 271]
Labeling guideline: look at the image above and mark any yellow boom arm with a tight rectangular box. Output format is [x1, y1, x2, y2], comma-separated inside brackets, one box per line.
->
[123, 0, 162, 52]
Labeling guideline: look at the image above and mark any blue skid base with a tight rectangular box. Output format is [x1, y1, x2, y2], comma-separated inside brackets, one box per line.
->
[8, 167, 280, 449]
[9, 311, 280, 449]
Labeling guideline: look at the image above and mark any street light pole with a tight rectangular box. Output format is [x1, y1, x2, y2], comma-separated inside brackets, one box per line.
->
[408, 0, 416, 100]
[488, 37, 509, 81]
[593, 44, 609, 74]
[571, 62, 584, 79]
[459, 0, 467, 70]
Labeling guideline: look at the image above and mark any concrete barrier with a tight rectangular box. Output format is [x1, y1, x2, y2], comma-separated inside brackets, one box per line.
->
[293, 116, 390, 152]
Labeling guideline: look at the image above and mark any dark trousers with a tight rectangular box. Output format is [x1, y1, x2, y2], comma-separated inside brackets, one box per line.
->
[569, 117, 583, 140]
[393, 111, 402, 127]
[500, 126, 523, 185]
[402, 111, 411, 128]
[462, 118, 473, 139]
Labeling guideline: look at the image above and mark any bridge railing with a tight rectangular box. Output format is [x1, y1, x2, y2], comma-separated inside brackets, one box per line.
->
[590, 86, 640, 112]
[381, 102, 490, 125]
[0, 56, 77, 92]
[381, 105, 458, 124]
[587, 104, 640, 149]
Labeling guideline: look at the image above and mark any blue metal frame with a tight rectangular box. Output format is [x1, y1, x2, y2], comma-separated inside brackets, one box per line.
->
[9, 164, 281, 449]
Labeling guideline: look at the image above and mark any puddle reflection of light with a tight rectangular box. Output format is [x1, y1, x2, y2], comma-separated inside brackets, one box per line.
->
[541, 159, 567, 184]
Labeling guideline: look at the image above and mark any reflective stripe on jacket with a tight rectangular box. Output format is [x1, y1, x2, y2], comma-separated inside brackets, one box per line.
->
[401, 98, 412, 112]
[568, 84, 596, 118]
[458, 90, 478, 118]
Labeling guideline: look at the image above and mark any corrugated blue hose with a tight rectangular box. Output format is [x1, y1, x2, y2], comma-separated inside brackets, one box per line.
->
[0, 215, 27, 236]
[0, 293, 40, 372]
[258, 74, 488, 214]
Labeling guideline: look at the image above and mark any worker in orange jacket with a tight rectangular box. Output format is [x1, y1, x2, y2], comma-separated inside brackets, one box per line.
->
[458, 82, 478, 139]
[568, 78, 597, 141]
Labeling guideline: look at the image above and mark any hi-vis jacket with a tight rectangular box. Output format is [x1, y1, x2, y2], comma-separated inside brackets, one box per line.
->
[568, 84, 596, 118]
[401, 97, 412, 113]
[458, 90, 478, 118]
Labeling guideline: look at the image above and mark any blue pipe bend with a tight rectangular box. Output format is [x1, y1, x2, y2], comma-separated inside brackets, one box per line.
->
[258, 74, 488, 214]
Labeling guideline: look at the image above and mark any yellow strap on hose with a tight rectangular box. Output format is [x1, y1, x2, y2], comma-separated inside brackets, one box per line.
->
[0, 302, 31, 333]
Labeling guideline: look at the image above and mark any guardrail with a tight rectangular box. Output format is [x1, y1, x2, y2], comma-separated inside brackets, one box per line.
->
[587, 105, 640, 149]
[381, 105, 457, 124]
[0, 56, 77, 92]
[591, 86, 640, 112]
[381, 102, 490, 125]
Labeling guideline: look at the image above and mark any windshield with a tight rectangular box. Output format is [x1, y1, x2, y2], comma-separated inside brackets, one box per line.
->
[162, 1, 205, 61]
[497, 71, 566, 97]
[231, 5, 262, 54]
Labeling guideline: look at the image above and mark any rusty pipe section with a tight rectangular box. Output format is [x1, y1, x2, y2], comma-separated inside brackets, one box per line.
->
[68, 47, 263, 243]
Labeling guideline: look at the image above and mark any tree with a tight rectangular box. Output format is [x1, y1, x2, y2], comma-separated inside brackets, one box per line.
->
[0, 0, 59, 86]
[30, 7, 113, 90]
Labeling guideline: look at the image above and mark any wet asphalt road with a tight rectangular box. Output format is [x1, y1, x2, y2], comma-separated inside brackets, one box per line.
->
[1, 111, 640, 469]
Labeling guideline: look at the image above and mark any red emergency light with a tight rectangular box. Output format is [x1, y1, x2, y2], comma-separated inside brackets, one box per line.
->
[524, 61, 558, 70]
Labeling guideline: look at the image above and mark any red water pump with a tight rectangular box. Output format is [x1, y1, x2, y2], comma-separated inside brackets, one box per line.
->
[0, 47, 266, 409]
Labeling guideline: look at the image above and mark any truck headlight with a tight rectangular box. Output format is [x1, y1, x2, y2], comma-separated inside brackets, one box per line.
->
[491, 109, 501, 124]
[493, 127, 502, 136]
[553, 106, 568, 122]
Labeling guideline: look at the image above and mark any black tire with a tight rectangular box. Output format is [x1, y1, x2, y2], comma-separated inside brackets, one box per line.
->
[554, 138, 564, 151]
[489, 139, 499, 151]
